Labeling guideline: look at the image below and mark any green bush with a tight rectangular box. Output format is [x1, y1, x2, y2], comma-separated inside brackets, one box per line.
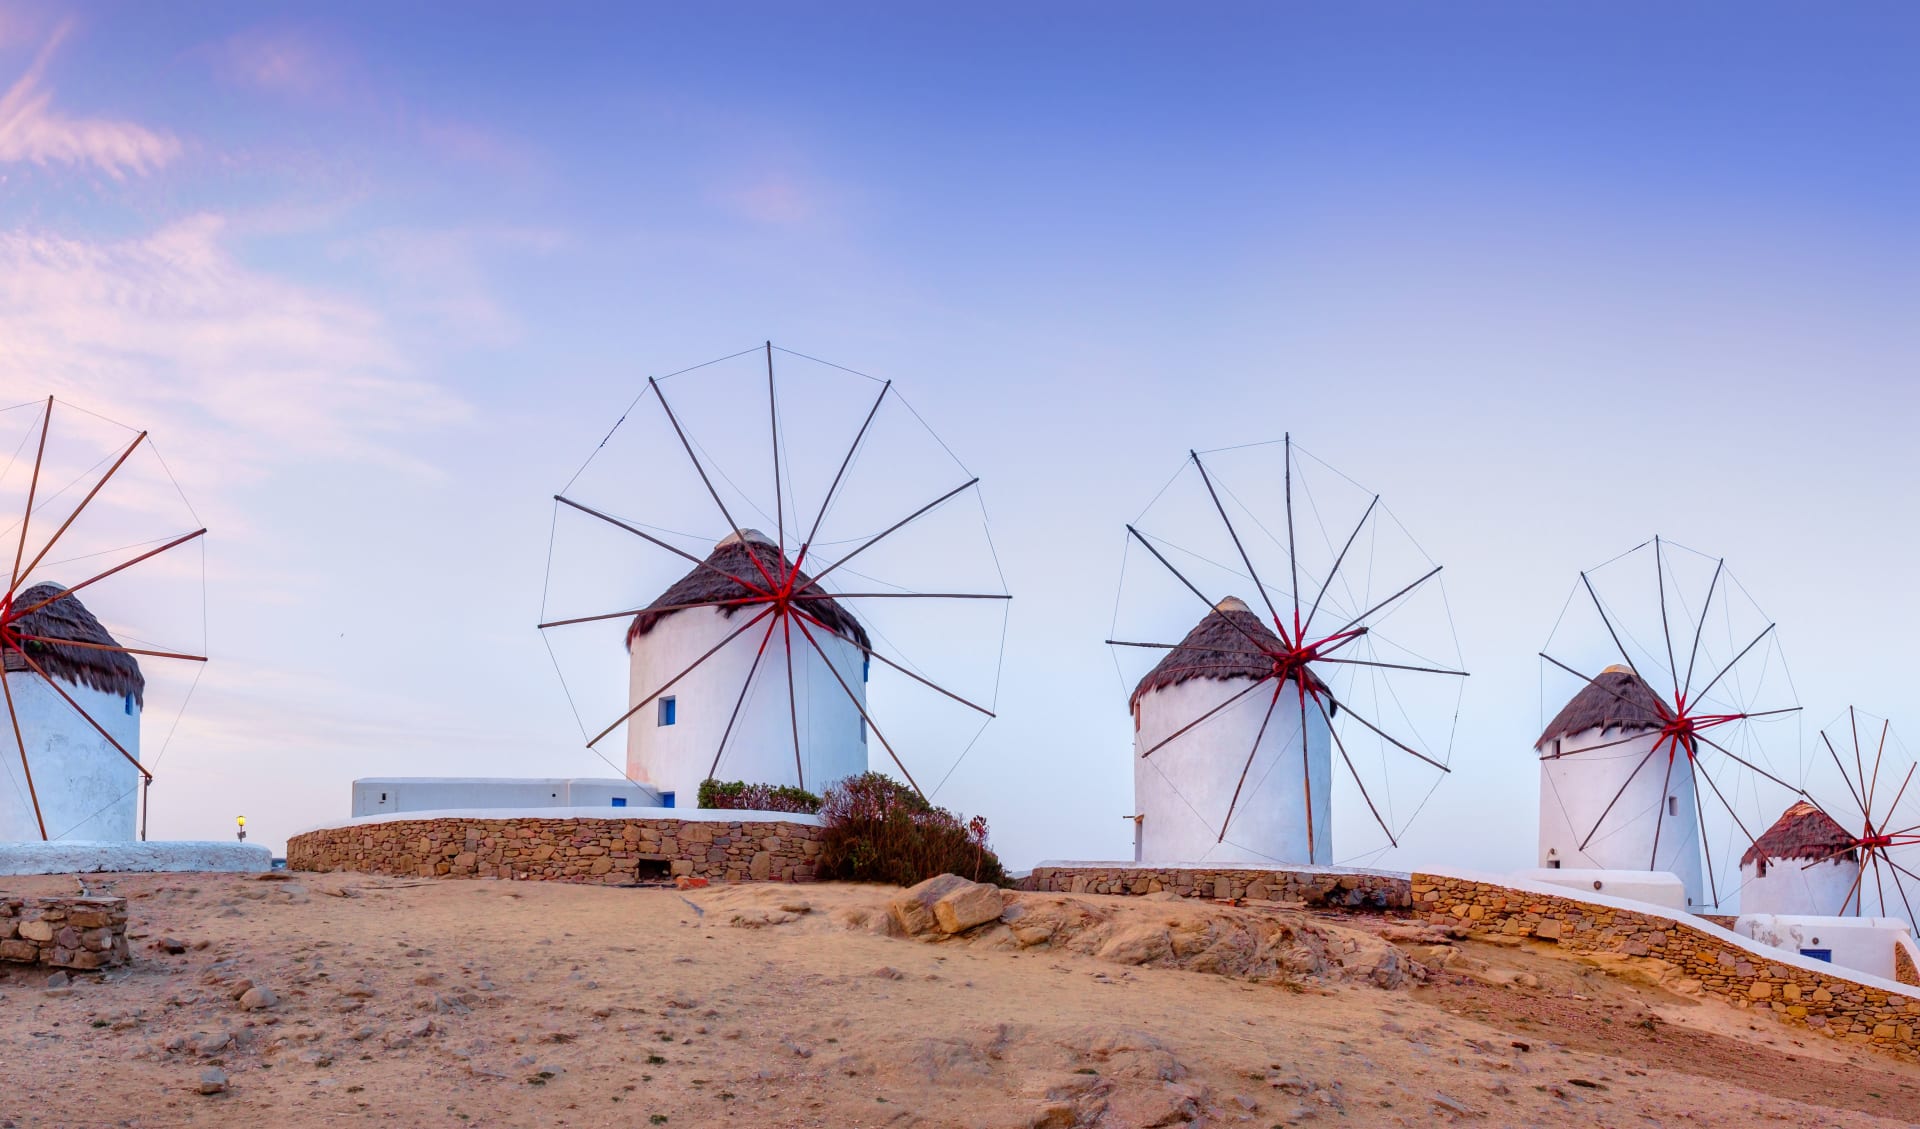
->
[815, 772, 1006, 887]
[696, 778, 822, 815]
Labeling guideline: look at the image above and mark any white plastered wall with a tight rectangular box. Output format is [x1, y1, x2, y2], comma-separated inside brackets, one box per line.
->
[1133, 675, 1331, 865]
[351, 778, 662, 817]
[0, 672, 140, 842]
[626, 607, 867, 803]
[1735, 914, 1913, 982]
[1740, 854, 1862, 917]
[1538, 726, 1706, 908]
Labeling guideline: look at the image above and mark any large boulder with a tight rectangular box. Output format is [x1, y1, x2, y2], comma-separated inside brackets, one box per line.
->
[890, 874, 1004, 936]
[934, 881, 1006, 934]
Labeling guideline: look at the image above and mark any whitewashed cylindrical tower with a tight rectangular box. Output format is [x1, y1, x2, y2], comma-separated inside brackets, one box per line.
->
[0, 584, 142, 842]
[1537, 665, 1705, 907]
[625, 530, 868, 806]
[1132, 597, 1331, 865]
[1740, 801, 1861, 916]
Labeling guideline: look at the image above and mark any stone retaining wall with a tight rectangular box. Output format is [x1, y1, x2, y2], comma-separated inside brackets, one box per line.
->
[1896, 940, 1920, 988]
[0, 896, 129, 970]
[1017, 865, 1411, 909]
[1413, 872, 1920, 1060]
[286, 815, 824, 884]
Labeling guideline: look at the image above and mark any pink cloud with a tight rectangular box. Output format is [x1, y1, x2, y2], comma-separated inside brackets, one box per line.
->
[204, 26, 352, 103]
[724, 173, 821, 227]
[0, 213, 469, 485]
[0, 4, 44, 49]
[0, 21, 181, 178]
[204, 25, 536, 175]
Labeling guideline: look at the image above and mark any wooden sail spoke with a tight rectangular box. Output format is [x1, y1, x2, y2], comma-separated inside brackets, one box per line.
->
[1191, 450, 1289, 647]
[649, 377, 779, 593]
[791, 614, 923, 797]
[806, 478, 979, 589]
[10, 646, 150, 781]
[706, 615, 781, 781]
[584, 606, 775, 748]
[1137, 678, 1270, 759]
[553, 496, 771, 597]
[0, 670, 45, 840]
[12, 634, 205, 663]
[6, 397, 51, 598]
[1216, 684, 1282, 845]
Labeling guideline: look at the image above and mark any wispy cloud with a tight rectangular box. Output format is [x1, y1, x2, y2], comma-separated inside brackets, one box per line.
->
[723, 173, 822, 227]
[329, 224, 564, 347]
[0, 213, 468, 486]
[202, 24, 537, 175]
[0, 21, 180, 178]
[203, 25, 346, 102]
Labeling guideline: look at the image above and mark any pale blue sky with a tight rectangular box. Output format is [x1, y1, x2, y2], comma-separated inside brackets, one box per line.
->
[1, 3, 1917, 872]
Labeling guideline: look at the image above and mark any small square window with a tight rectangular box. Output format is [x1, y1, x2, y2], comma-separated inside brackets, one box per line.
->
[1668, 795, 1679, 817]
[658, 696, 676, 726]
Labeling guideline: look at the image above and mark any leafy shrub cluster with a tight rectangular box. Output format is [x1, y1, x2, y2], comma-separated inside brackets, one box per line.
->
[815, 771, 1005, 887]
[696, 778, 823, 815]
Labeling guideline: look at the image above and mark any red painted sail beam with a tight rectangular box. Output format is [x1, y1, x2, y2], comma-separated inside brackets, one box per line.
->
[5, 528, 206, 623]
[14, 429, 147, 592]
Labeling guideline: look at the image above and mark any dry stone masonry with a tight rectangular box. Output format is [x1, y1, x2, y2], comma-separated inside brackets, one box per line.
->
[1413, 872, 1920, 1061]
[1018, 865, 1410, 909]
[1897, 939, 1920, 988]
[287, 815, 824, 884]
[0, 895, 129, 970]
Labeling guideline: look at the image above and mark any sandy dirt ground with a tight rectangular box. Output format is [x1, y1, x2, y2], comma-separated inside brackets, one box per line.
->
[3, 871, 1918, 1128]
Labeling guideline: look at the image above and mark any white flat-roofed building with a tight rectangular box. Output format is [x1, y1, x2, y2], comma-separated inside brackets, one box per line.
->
[352, 777, 660, 818]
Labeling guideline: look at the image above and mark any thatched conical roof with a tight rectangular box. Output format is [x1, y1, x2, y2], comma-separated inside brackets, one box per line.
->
[627, 530, 870, 652]
[1536, 664, 1667, 751]
[1742, 800, 1856, 868]
[2, 582, 144, 705]
[1130, 597, 1328, 710]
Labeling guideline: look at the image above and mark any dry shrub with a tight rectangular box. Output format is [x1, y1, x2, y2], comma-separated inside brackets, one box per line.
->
[816, 772, 1006, 887]
[697, 778, 822, 815]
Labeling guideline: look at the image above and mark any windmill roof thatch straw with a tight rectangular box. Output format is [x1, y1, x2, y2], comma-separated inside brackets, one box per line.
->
[2, 582, 144, 705]
[1536, 664, 1667, 750]
[627, 530, 870, 652]
[1130, 597, 1328, 710]
[1742, 800, 1856, 868]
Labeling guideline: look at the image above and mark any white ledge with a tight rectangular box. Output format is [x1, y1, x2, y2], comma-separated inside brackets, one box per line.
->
[0, 841, 272, 876]
[1030, 860, 1407, 879]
